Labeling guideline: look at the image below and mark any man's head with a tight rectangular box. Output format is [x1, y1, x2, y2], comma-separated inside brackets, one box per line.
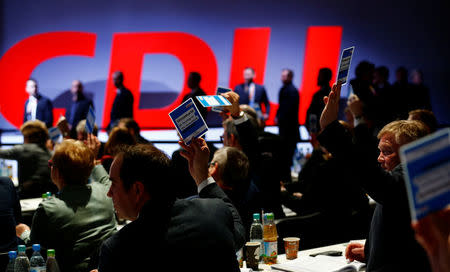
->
[281, 69, 294, 85]
[50, 140, 95, 190]
[373, 66, 389, 85]
[76, 120, 98, 141]
[243, 67, 255, 84]
[70, 80, 83, 96]
[113, 71, 124, 88]
[25, 79, 38, 96]
[20, 120, 48, 146]
[187, 72, 201, 89]
[408, 109, 438, 133]
[317, 68, 332, 87]
[355, 61, 375, 82]
[411, 69, 423, 85]
[209, 147, 249, 190]
[395, 66, 408, 83]
[377, 120, 429, 171]
[108, 144, 173, 220]
[222, 119, 241, 149]
[104, 127, 136, 156]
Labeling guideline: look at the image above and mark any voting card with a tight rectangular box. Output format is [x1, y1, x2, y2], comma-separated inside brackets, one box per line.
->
[196, 95, 231, 108]
[337, 46, 355, 85]
[212, 87, 232, 112]
[169, 98, 208, 145]
[85, 106, 96, 134]
[400, 128, 450, 221]
[48, 127, 62, 143]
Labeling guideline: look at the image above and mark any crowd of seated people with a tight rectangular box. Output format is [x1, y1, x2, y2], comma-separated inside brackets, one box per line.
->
[0, 61, 447, 272]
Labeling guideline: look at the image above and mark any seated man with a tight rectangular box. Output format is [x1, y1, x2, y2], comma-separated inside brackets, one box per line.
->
[319, 83, 431, 271]
[98, 140, 245, 271]
[16, 137, 117, 272]
[0, 120, 56, 198]
[209, 146, 262, 237]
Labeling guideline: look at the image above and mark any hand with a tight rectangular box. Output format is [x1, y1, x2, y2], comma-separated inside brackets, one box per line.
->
[347, 94, 364, 117]
[179, 138, 210, 185]
[345, 242, 365, 262]
[412, 208, 450, 272]
[85, 133, 101, 159]
[221, 91, 241, 117]
[57, 116, 70, 138]
[319, 83, 342, 131]
[16, 223, 30, 238]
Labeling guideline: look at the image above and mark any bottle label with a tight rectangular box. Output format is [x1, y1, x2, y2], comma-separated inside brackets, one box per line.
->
[30, 267, 46, 272]
[263, 241, 277, 258]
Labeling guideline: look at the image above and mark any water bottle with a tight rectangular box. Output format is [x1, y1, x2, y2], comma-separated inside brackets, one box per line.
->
[46, 192, 52, 200]
[263, 213, 278, 265]
[14, 245, 30, 272]
[30, 244, 46, 272]
[249, 213, 263, 260]
[41, 193, 48, 202]
[46, 249, 60, 272]
[6, 251, 17, 272]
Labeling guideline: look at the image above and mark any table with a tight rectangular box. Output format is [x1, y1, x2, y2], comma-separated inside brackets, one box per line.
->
[255, 240, 365, 271]
[20, 197, 42, 213]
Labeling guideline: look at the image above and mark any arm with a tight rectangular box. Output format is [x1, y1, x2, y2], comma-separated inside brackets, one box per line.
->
[0, 145, 22, 160]
[90, 164, 111, 186]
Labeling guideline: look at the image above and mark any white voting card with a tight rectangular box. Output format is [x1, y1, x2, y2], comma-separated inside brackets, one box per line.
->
[337, 46, 355, 85]
[169, 98, 208, 145]
[212, 86, 232, 112]
[196, 95, 232, 108]
[400, 128, 450, 221]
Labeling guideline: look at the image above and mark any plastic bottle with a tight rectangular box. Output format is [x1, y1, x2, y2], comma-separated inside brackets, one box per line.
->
[263, 213, 278, 265]
[46, 192, 52, 200]
[41, 193, 48, 201]
[30, 244, 46, 272]
[14, 245, 30, 272]
[6, 251, 17, 272]
[46, 249, 60, 272]
[249, 213, 264, 260]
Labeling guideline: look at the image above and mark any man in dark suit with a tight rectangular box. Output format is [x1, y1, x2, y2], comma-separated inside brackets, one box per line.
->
[306, 68, 332, 134]
[234, 67, 270, 120]
[65, 80, 94, 138]
[0, 177, 21, 270]
[318, 83, 431, 272]
[98, 141, 245, 271]
[23, 78, 54, 128]
[182, 72, 208, 120]
[109, 71, 134, 130]
[276, 69, 300, 182]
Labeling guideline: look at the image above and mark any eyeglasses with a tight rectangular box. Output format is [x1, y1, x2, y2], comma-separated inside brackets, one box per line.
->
[48, 160, 53, 168]
[208, 161, 216, 168]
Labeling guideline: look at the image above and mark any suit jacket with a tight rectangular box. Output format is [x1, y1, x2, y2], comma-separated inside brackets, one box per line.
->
[110, 87, 134, 125]
[66, 94, 94, 134]
[305, 86, 330, 133]
[98, 182, 245, 272]
[0, 143, 56, 199]
[234, 82, 271, 117]
[23, 94, 54, 127]
[30, 165, 117, 272]
[182, 87, 208, 120]
[276, 82, 300, 141]
[0, 177, 21, 253]
[318, 121, 431, 272]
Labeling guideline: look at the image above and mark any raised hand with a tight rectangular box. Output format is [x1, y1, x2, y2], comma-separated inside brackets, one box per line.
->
[319, 82, 342, 131]
[221, 91, 241, 117]
[179, 138, 210, 185]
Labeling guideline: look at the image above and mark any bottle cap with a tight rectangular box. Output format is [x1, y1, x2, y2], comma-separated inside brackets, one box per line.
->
[32, 244, 41, 251]
[266, 213, 274, 220]
[47, 249, 55, 257]
[253, 213, 260, 220]
[18, 245, 26, 252]
[8, 251, 17, 259]
[46, 192, 52, 197]
[42, 193, 47, 199]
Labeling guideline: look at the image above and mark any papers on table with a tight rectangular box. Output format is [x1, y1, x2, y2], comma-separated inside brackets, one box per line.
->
[169, 98, 208, 145]
[400, 128, 450, 221]
[271, 255, 365, 272]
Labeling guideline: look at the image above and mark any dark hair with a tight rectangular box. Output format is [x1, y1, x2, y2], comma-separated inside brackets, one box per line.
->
[224, 119, 240, 143]
[214, 147, 249, 188]
[375, 66, 389, 80]
[105, 127, 136, 156]
[118, 144, 174, 202]
[282, 68, 294, 78]
[355, 61, 375, 78]
[119, 118, 141, 134]
[408, 109, 438, 133]
[318, 68, 332, 82]
[244, 67, 255, 73]
[20, 120, 48, 146]
[188, 72, 202, 85]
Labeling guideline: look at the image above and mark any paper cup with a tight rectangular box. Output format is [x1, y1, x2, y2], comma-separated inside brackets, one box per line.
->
[283, 237, 300, 260]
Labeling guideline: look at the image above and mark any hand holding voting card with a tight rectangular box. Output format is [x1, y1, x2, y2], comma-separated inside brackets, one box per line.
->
[400, 128, 450, 221]
[213, 87, 232, 112]
[337, 46, 355, 85]
[196, 87, 232, 113]
[85, 106, 96, 134]
[169, 98, 208, 145]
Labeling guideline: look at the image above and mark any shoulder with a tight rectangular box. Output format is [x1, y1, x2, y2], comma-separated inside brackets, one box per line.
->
[234, 84, 244, 90]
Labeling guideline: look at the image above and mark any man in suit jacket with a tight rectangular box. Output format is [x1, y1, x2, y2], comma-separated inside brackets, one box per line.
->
[276, 69, 300, 182]
[234, 67, 270, 120]
[182, 71, 208, 120]
[16, 138, 117, 272]
[66, 80, 94, 138]
[306, 68, 332, 134]
[23, 79, 54, 128]
[109, 71, 134, 130]
[98, 141, 245, 271]
[318, 83, 431, 272]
